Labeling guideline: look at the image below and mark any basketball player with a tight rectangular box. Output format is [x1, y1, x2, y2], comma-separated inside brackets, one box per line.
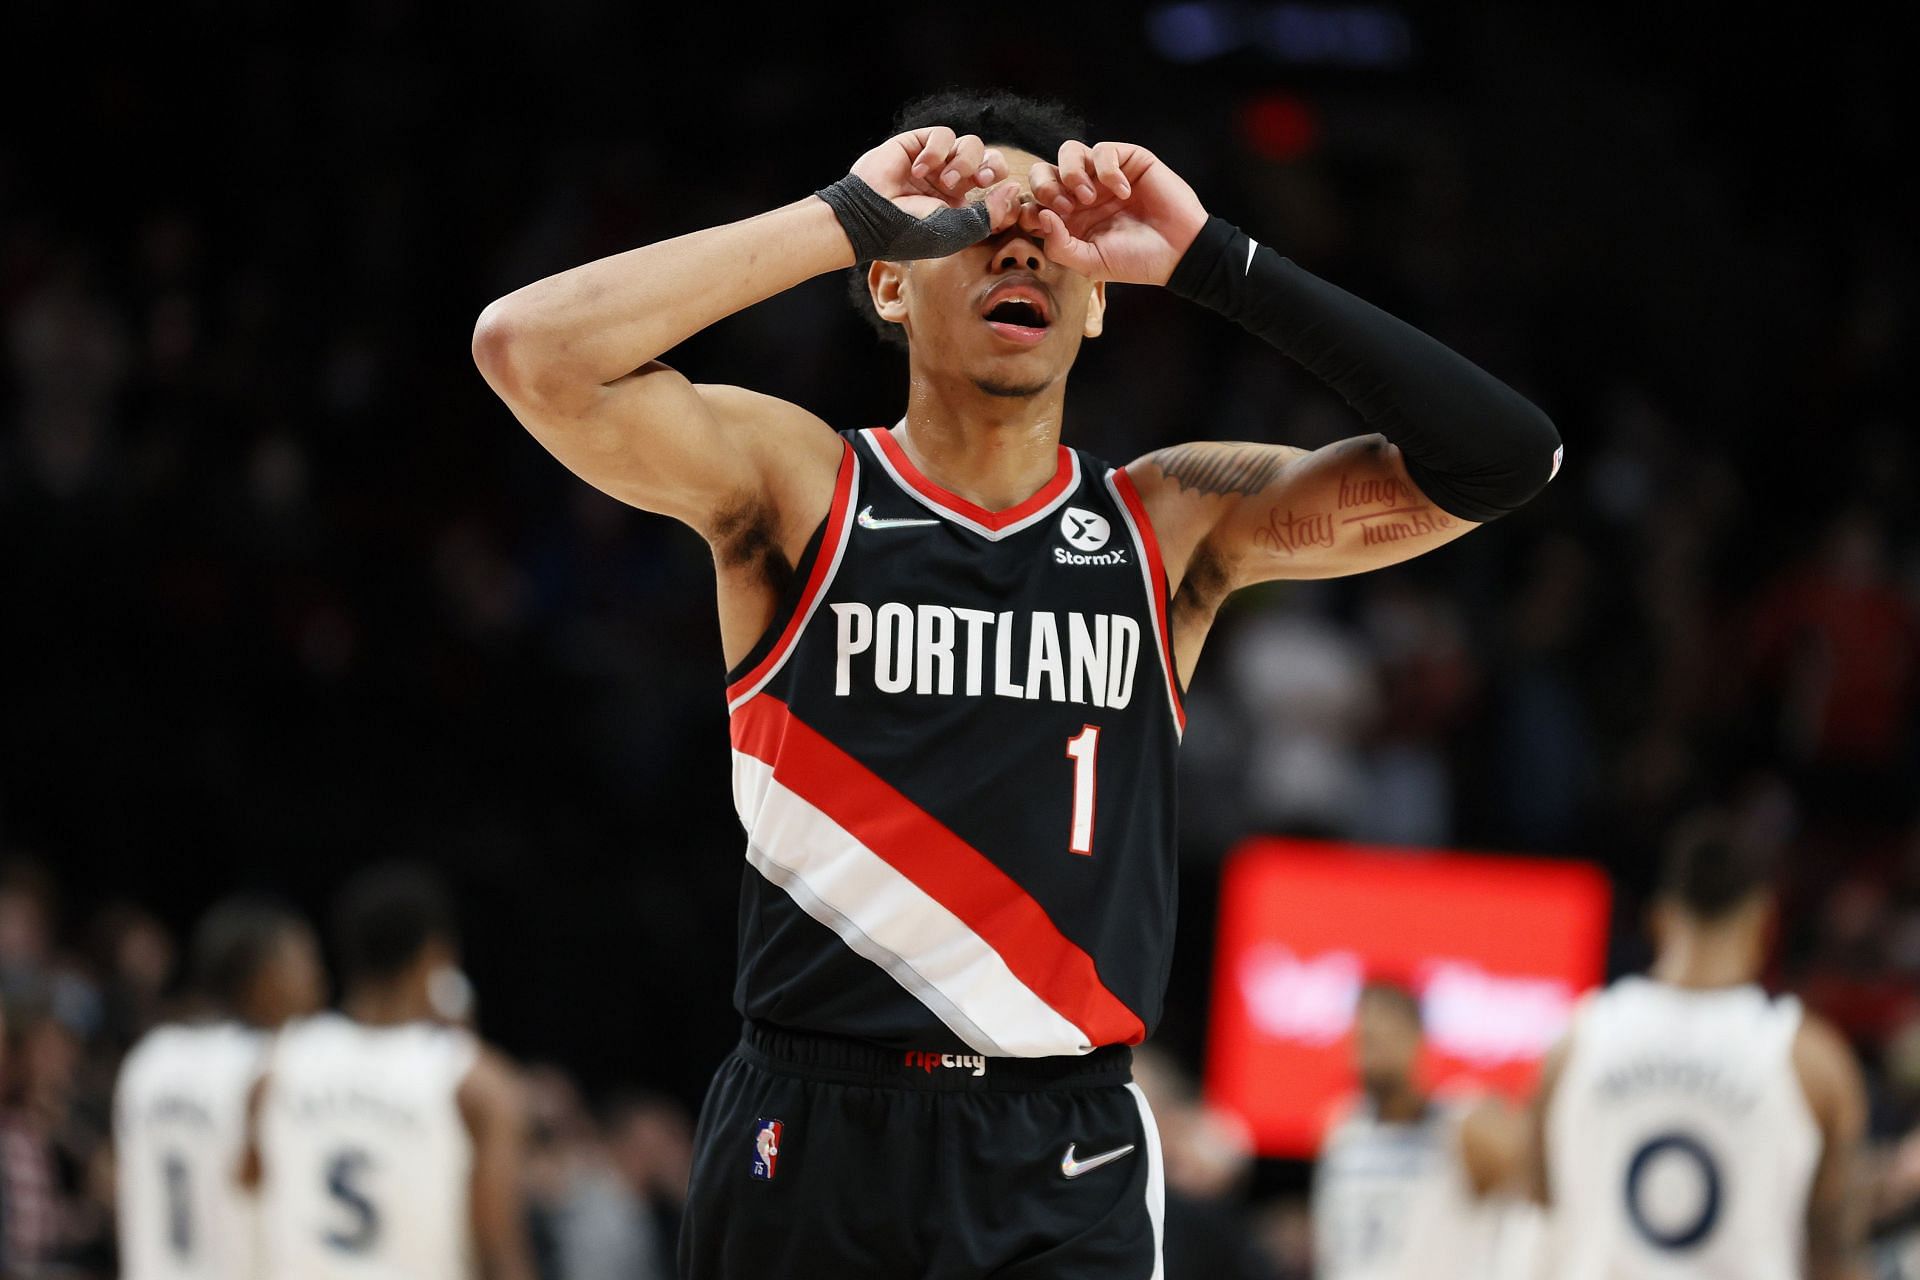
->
[1535, 813, 1871, 1278]
[253, 865, 535, 1280]
[115, 896, 323, 1280]
[1314, 982, 1533, 1280]
[472, 89, 1562, 1277]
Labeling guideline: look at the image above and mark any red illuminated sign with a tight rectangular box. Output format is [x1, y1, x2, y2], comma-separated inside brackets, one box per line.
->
[1204, 837, 1611, 1158]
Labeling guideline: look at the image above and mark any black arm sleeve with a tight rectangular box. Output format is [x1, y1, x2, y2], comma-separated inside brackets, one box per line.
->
[1166, 215, 1562, 522]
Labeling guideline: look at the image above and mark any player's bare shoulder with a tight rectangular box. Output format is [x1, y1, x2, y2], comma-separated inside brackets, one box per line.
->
[455, 1041, 527, 1128]
[1124, 440, 1307, 580]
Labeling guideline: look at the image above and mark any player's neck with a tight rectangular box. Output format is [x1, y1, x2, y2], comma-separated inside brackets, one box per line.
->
[1369, 1085, 1428, 1124]
[1650, 929, 1759, 990]
[343, 984, 434, 1027]
[895, 373, 1066, 512]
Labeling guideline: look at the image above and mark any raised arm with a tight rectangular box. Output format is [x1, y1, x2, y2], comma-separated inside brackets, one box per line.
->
[470, 128, 1026, 538]
[1128, 235, 1562, 604]
[1131, 435, 1471, 594]
[1015, 139, 1557, 618]
[472, 196, 845, 538]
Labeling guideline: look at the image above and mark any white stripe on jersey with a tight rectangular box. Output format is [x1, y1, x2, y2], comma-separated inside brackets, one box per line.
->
[1126, 1082, 1168, 1280]
[1103, 470, 1184, 739]
[725, 455, 859, 713]
[731, 748, 1095, 1057]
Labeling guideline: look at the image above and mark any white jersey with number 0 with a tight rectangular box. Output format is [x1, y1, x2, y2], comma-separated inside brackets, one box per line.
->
[1314, 1096, 1507, 1280]
[116, 1021, 270, 1280]
[260, 1013, 478, 1280]
[1546, 977, 1821, 1279]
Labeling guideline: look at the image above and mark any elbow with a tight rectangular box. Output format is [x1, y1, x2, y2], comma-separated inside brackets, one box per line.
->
[1484, 404, 1563, 515]
[1402, 398, 1564, 523]
[471, 298, 529, 397]
[1527, 400, 1560, 449]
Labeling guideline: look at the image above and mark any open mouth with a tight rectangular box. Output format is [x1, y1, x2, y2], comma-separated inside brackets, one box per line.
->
[980, 286, 1052, 345]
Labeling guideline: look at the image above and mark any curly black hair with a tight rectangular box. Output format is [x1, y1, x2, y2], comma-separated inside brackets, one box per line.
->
[845, 89, 1089, 350]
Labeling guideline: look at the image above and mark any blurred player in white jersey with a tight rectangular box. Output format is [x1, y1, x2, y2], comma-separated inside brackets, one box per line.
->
[1313, 981, 1534, 1280]
[116, 896, 323, 1280]
[1534, 812, 1871, 1279]
[253, 865, 534, 1280]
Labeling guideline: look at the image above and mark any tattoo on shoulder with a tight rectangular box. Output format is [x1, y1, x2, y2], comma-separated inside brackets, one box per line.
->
[1148, 443, 1289, 498]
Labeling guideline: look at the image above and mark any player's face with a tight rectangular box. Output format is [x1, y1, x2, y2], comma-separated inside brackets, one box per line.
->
[1353, 997, 1422, 1096]
[870, 148, 1106, 399]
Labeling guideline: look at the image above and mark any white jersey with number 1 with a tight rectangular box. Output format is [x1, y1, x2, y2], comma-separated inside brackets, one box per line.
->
[1546, 977, 1821, 1280]
[116, 1021, 270, 1280]
[260, 1012, 478, 1280]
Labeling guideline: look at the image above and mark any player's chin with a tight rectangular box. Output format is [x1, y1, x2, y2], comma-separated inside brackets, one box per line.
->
[966, 349, 1064, 398]
[969, 367, 1060, 399]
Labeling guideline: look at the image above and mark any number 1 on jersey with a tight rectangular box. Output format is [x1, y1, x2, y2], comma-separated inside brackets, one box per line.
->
[1065, 725, 1100, 855]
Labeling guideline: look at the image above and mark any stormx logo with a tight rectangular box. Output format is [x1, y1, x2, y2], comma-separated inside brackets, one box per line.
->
[1059, 507, 1111, 550]
[1054, 546, 1129, 567]
[903, 1050, 987, 1077]
[1057, 507, 1125, 566]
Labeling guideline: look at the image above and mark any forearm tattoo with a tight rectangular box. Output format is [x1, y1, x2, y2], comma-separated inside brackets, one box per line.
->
[1146, 443, 1289, 497]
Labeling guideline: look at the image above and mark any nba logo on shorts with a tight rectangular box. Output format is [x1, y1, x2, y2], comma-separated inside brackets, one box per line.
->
[750, 1118, 784, 1180]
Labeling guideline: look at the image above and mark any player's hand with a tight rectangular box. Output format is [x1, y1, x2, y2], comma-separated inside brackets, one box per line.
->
[1021, 141, 1209, 285]
[849, 126, 1024, 232]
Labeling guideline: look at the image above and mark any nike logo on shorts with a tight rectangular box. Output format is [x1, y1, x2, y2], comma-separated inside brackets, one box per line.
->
[1059, 1142, 1136, 1178]
[856, 505, 939, 530]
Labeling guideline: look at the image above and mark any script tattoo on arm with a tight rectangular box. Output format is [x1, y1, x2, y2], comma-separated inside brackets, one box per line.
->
[1146, 443, 1293, 497]
[1333, 469, 1456, 547]
[1255, 508, 1336, 556]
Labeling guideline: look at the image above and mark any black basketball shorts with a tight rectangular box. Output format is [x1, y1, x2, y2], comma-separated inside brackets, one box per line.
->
[679, 1021, 1165, 1279]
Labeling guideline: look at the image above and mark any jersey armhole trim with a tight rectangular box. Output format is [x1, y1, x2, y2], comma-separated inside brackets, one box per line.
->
[725, 441, 859, 711]
[1106, 467, 1187, 737]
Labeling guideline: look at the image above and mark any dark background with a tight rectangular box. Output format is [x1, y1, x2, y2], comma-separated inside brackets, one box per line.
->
[3, 0, 1918, 1270]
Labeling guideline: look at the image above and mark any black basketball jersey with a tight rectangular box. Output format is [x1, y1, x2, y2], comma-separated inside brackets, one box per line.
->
[723, 425, 1185, 1058]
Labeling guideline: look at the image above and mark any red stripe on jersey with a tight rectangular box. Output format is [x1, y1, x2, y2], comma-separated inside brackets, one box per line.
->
[870, 426, 1076, 531]
[1110, 468, 1187, 732]
[729, 694, 1147, 1048]
[724, 442, 857, 708]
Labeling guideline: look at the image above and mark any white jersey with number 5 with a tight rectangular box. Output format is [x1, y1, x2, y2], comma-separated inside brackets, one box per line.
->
[116, 1021, 269, 1280]
[260, 1013, 478, 1280]
[1546, 978, 1820, 1279]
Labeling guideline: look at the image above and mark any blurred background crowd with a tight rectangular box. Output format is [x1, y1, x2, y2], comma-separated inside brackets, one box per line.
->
[3, 0, 1916, 1275]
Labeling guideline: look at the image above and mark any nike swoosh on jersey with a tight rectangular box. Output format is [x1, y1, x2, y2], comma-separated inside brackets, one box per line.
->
[1059, 1141, 1136, 1178]
[856, 505, 940, 530]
